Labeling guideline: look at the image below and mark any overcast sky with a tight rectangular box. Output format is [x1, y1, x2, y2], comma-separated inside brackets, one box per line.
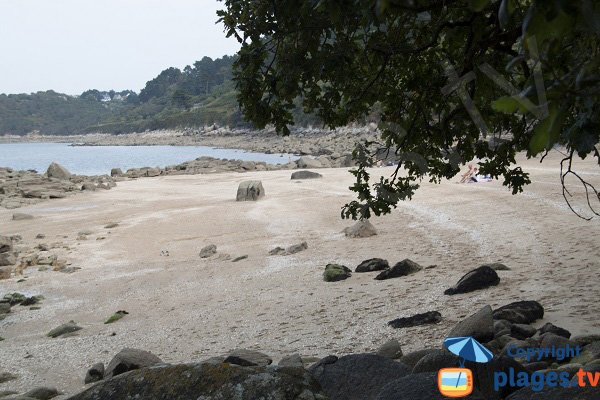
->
[0, 0, 240, 95]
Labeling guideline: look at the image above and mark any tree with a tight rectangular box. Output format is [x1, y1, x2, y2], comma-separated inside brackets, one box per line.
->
[218, 0, 600, 220]
[172, 89, 194, 110]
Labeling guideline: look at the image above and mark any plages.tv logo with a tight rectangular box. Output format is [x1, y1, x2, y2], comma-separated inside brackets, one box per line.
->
[438, 336, 493, 398]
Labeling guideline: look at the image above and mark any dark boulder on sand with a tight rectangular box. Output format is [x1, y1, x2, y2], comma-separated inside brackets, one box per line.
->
[444, 265, 500, 295]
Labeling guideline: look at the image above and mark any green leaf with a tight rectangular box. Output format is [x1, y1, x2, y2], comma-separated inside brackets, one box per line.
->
[524, 6, 574, 46]
[491, 96, 526, 114]
[469, 0, 490, 12]
[529, 106, 565, 155]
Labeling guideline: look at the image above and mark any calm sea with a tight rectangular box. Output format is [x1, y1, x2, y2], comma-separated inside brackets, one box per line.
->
[0, 142, 297, 176]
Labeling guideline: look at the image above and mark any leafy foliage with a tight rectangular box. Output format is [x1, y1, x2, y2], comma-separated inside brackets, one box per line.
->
[218, 0, 600, 219]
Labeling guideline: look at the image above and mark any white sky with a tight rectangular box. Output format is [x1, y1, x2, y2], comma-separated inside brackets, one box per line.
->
[0, 0, 240, 95]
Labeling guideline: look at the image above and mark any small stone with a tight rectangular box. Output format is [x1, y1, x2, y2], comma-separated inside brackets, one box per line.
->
[377, 339, 403, 359]
[388, 311, 442, 329]
[343, 220, 377, 238]
[22, 386, 60, 400]
[47, 321, 82, 338]
[232, 255, 248, 262]
[279, 354, 304, 368]
[12, 213, 34, 220]
[199, 244, 217, 258]
[104, 223, 119, 229]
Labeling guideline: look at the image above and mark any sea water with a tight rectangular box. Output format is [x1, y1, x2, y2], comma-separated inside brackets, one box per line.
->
[0, 142, 297, 176]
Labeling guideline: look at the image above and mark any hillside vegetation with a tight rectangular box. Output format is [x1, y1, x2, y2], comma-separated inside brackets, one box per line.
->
[0, 55, 319, 135]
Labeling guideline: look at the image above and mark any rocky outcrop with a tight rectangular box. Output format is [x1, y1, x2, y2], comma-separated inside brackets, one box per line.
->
[308, 354, 411, 400]
[67, 363, 326, 400]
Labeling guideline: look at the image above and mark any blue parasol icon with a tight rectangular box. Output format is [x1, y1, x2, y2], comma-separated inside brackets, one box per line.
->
[444, 336, 493, 388]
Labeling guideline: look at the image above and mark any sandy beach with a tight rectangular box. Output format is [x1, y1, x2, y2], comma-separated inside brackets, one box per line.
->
[1, 151, 599, 397]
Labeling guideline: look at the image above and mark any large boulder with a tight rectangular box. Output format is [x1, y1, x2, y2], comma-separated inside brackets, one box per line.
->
[67, 363, 326, 400]
[412, 350, 459, 373]
[375, 372, 485, 400]
[84, 363, 105, 384]
[46, 162, 71, 180]
[309, 354, 411, 400]
[296, 157, 323, 169]
[446, 305, 494, 343]
[105, 348, 162, 378]
[444, 265, 500, 295]
[375, 259, 422, 280]
[465, 356, 528, 400]
[356, 258, 389, 273]
[377, 339, 403, 359]
[236, 180, 265, 201]
[492, 301, 544, 324]
[343, 220, 377, 238]
[291, 170, 323, 180]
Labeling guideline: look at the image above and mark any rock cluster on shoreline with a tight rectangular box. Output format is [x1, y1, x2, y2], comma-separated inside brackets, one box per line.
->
[0, 165, 116, 209]
[1, 299, 597, 399]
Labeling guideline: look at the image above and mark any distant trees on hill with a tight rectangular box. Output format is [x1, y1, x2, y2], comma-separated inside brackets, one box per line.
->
[0, 55, 319, 135]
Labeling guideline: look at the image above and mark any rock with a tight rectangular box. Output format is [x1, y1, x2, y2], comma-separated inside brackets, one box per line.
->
[412, 350, 459, 373]
[323, 264, 352, 282]
[291, 170, 323, 180]
[355, 258, 389, 273]
[145, 168, 161, 177]
[0, 236, 13, 253]
[236, 180, 265, 201]
[376, 339, 403, 359]
[110, 168, 123, 177]
[308, 353, 410, 400]
[447, 305, 494, 343]
[268, 246, 287, 256]
[444, 265, 500, 295]
[485, 263, 511, 271]
[375, 259, 422, 280]
[104, 222, 119, 229]
[286, 241, 308, 255]
[375, 372, 485, 400]
[507, 386, 599, 399]
[3, 293, 26, 305]
[36, 234, 46, 239]
[12, 213, 34, 220]
[47, 321, 82, 338]
[465, 356, 528, 400]
[572, 341, 600, 365]
[278, 354, 304, 368]
[232, 255, 248, 262]
[296, 156, 323, 169]
[81, 183, 96, 191]
[199, 244, 217, 258]
[538, 322, 571, 339]
[523, 361, 549, 372]
[0, 266, 12, 279]
[46, 162, 71, 180]
[0, 372, 18, 383]
[494, 319, 513, 337]
[572, 335, 600, 347]
[104, 310, 128, 324]
[84, 363, 105, 384]
[223, 349, 272, 367]
[21, 387, 59, 400]
[511, 323, 537, 340]
[105, 348, 163, 378]
[66, 362, 326, 400]
[0, 303, 10, 314]
[492, 301, 544, 324]
[343, 220, 377, 238]
[388, 311, 442, 329]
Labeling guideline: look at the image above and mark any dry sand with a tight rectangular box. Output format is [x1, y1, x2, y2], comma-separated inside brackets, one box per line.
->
[1, 151, 599, 397]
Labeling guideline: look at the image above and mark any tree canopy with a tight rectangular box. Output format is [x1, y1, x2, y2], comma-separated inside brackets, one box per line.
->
[218, 0, 600, 219]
